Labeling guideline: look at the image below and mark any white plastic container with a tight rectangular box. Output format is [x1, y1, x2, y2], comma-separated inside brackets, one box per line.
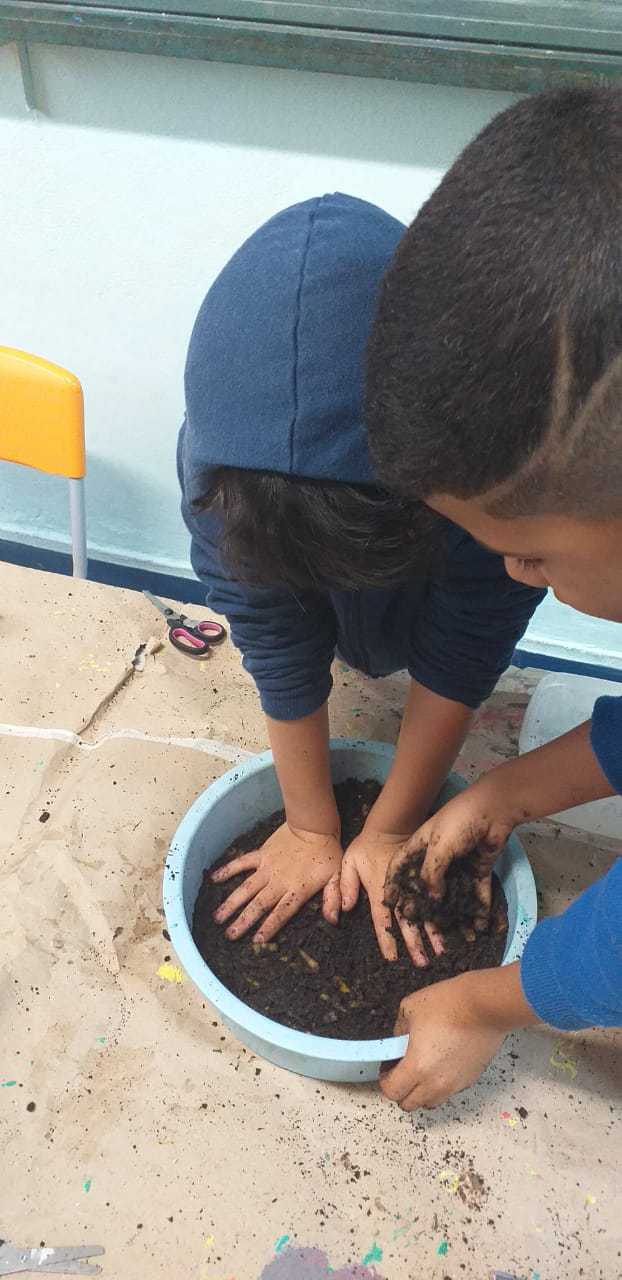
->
[519, 672, 622, 838]
[164, 739, 537, 1082]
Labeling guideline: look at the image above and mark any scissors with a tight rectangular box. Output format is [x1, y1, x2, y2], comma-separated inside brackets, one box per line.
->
[0, 1243, 104, 1275]
[143, 590, 226, 660]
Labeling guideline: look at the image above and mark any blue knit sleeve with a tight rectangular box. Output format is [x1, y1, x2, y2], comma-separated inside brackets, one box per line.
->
[408, 531, 545, 709]
[180, 496, 337, 722]
[591, 695, 622, 793]
[520, 858, 622, 1030]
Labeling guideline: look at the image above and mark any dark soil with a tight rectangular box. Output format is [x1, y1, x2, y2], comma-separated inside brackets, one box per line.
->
[192, 778, 508, 1040]
[390, 850, 486, 928]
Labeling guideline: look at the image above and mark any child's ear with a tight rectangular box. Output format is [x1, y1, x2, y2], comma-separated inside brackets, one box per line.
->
[503, 556, 548, 589]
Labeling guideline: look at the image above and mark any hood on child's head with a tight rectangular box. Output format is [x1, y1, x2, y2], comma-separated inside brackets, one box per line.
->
[181, 193, 405, 503]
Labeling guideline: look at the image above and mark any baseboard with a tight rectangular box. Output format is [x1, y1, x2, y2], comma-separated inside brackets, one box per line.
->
[0, 537, 208, 605]
[512, 646, 622, 686]
[3, 536, 622, 684]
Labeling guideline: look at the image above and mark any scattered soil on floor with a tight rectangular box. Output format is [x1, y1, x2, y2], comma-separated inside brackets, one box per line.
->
[192, 779, 508, 1039]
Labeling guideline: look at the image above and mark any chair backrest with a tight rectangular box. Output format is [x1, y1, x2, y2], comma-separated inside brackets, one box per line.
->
[0, 346, 85, 479]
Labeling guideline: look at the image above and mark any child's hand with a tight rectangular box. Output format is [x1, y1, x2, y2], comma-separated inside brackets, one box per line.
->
[211, 822, 342, 943]
[340, 830, 445, 965]
[378, 971, 506, 1109]
[384, 780, 515, 933]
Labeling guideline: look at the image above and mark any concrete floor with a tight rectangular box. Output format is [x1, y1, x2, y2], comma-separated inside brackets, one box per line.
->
[1, 562, 620, 1280]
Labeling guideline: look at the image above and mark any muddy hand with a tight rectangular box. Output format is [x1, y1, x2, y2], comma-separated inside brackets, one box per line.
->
[340, 829, 442, 965]
[368, 834, 442, 962]
[384, 790, 513, 934]
[212, 821, 343, 943]
[378, 972, 507, 1110]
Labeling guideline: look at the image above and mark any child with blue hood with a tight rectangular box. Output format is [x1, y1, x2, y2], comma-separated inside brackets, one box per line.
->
[177, 193, 543, 964]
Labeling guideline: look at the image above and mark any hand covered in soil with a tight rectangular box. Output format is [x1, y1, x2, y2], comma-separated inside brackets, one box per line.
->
[211, 821, 342, 943]
[340, 829, 445, 966]
[378, 971, 507, 1109]
[384, 784, 515, 935]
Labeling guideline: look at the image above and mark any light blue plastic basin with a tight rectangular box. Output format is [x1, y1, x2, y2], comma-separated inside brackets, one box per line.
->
[163, 738, 537, 1082]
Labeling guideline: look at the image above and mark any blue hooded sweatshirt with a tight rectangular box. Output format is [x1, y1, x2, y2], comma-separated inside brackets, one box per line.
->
[178, 192, 621, 1033]
[178, 193, 543, 720]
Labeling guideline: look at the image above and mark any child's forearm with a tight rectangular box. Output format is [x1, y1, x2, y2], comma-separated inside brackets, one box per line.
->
[267, 703, 340, 834]
[466, 961, 541, 1031]
[365, 680, 473, 834]
[474, 719, 614, 826]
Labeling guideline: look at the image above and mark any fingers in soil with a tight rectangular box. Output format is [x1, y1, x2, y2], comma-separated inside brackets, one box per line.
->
[196, 779, 509, 1038]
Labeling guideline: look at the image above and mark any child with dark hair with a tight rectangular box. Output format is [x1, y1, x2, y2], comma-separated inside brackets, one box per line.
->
[366, 87, 622, 1108]
[178, 193, 543, 963]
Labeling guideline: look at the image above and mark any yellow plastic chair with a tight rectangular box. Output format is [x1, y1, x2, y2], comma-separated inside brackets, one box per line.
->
[0, 346, 87, 577]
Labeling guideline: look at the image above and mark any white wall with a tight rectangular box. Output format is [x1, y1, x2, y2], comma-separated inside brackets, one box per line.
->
[0, 42, 518, 571]
[1, 41, 621, 666]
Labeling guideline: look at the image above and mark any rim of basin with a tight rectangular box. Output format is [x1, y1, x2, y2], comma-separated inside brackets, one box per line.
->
[163, 739, 537, 1064]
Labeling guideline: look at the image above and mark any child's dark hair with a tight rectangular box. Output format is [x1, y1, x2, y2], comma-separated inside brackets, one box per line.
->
[366, 87, 622, 518]
[193, 467, 444, 591]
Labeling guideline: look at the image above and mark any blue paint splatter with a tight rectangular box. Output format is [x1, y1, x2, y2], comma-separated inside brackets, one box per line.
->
[436, 1239, 448, 1256]
[275, 1235, 290, 1253]
[362, 1244, 382, 1265]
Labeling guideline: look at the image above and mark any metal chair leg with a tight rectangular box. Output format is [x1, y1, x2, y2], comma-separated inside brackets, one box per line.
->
[68, 477, 88, 578]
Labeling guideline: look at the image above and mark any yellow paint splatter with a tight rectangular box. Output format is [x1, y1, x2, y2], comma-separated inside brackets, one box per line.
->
[78, 654, 112, 674]
[157, 963, 185, 984]
[438, 1170, 460, 1194]
[550, 1042, 578, 1079]
[585, 1194, 596, 1206]
[204, 1235, 215, 1248]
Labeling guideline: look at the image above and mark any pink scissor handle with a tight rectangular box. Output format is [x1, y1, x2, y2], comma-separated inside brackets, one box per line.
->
[194, 620, 226, 641]
[169, 619, 226, 659]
